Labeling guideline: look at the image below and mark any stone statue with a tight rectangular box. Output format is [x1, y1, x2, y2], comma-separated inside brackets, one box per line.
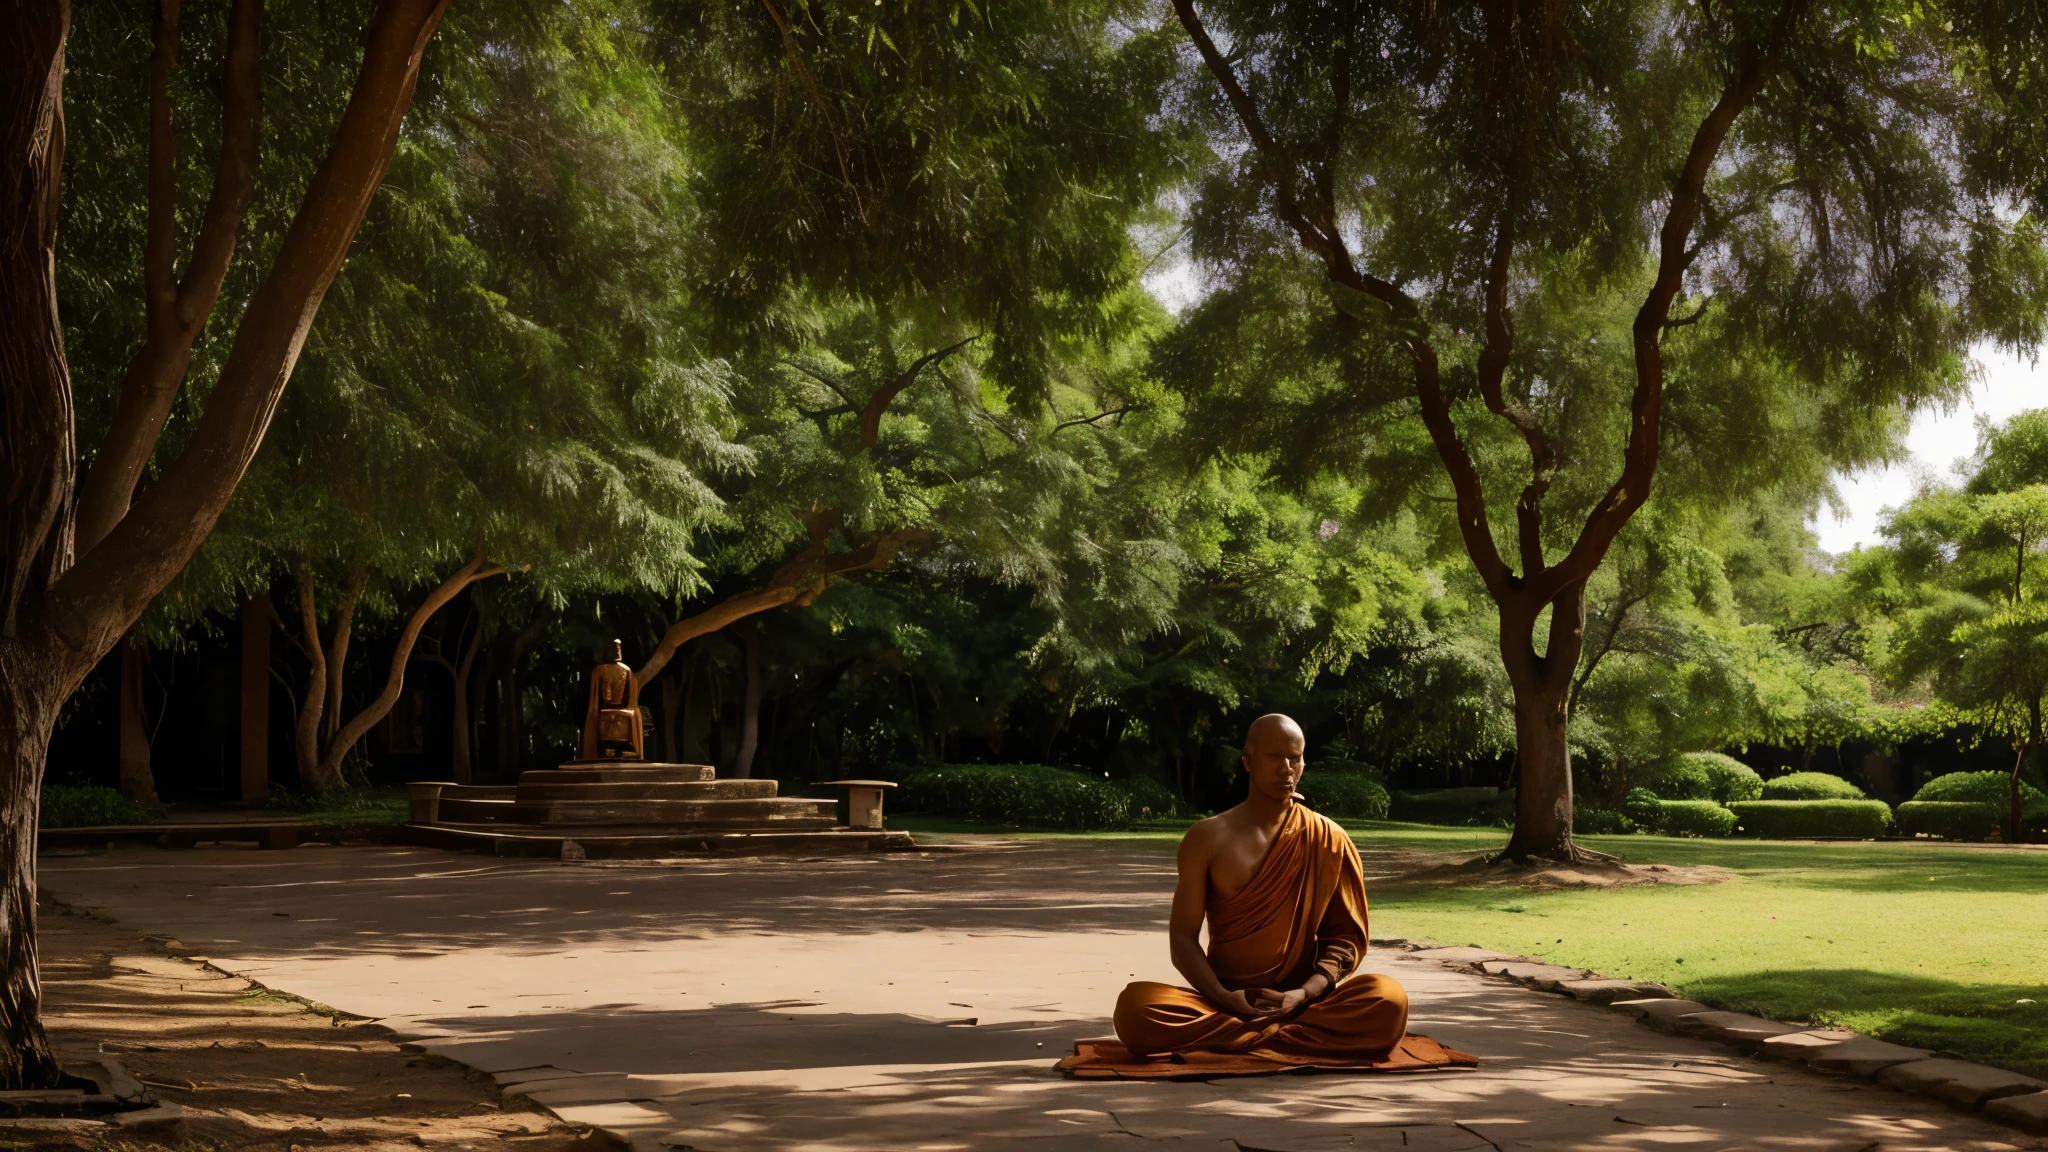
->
[578, 639, 644, 761]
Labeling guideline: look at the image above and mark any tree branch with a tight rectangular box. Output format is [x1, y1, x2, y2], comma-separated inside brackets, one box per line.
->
[316, 555, 508, 787]
[75, 0, 264, 556]
[48, 0, 455, 655]
[1172, 0, 1512, 596]
[857, 334, 977, 451]
[1540, 0, 1807, 601]
[635, 523, 934, 685]
[1053, 405, 1134, 432]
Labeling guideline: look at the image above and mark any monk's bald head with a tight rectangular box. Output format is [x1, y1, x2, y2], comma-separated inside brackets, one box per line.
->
[1244, 713, 1304, 755]
[1241, 714, 1306, 805]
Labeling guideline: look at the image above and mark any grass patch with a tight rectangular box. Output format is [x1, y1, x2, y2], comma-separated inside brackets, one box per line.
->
[264, 786, 408, 826]
[1359, 829, 2048, 1078]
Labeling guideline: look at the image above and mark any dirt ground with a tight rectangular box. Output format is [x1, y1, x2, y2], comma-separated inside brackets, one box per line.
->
[21, 896, 615, 1152]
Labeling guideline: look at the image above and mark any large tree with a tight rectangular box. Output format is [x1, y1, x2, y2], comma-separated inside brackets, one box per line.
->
[614, 0, 1190, 705]
[1164, 0, 2044, 859]
[0, 0, 450, 1084]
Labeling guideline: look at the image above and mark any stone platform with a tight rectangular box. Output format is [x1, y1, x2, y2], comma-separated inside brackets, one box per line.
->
[406, 762, 914, 859]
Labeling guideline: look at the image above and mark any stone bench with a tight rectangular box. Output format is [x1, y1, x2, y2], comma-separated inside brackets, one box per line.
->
[819, 780, 897, 830]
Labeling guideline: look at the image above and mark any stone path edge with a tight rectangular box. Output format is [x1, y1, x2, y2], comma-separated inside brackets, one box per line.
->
[1380, 936, 2048, 1138]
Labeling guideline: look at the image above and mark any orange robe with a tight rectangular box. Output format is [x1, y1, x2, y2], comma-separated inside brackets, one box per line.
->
[1113, 802, 1408, 1065]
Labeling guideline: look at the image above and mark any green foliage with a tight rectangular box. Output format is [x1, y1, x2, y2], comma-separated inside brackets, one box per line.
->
[264, 787, 409, 826]
[1727, 800, 1893, 840]
[1913, 769, 2048, 814]
[1634, 756, 1712, 801]
[899, 764, 1133, 831]
[1896, 801, 2004, 842]
[1315, 758, 1385, 783]
[1116, 775, 1181, 820]
[40, 786, 154, 829]
[1623, 788, 1664, 830]
[1647, 800, 1738, 839]
[1572, 803, 1636, 835]
[1638, 753, 1765, 803]
[1910, 770, 2048, 834]
[1761, 772, 1867, 800]
[1389, 788, 1515, 828]
[1296, 774, 1390, 820]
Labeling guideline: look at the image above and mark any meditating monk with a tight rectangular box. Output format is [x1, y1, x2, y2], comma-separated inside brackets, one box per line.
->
[1113, 713, 1408, 1065]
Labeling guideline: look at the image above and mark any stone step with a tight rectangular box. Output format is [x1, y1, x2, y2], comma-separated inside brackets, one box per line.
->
[523, 797, 837, 828]
[441, 785, 517, 801]
[515, 780, 780, 803]
[521, 763, 716, 785]
[445, 795, 838, 829]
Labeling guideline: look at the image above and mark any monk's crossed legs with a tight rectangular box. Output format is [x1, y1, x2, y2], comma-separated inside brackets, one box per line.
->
[1113, 973, 1409, 1062]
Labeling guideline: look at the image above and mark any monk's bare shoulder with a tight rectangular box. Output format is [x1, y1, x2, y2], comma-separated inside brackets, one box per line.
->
[1177, 810, 1236, 861]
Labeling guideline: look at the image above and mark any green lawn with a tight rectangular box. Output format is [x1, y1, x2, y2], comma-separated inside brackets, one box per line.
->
[1358, 829, 2048, 1078]
[898, 813, 2048, 1077]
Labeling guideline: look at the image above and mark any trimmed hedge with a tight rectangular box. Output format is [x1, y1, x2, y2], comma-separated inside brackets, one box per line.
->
[1297, 774, 1391, 819]
[1639, 752, 1764, 803]
[899, 764, 1133, 830]
[1574, 803, 1635, 834]
[41, 785, 153, 828]
[1912, 771, 2048, 832]
[1619, 795, 1735, 837]
[1897, 801, 2002, 842]
[1728, 799, 1892, 839]
[1390, 787, 1516, 826]
[1761, 772, 1866, 800]
[1658, 800, 1738, 837]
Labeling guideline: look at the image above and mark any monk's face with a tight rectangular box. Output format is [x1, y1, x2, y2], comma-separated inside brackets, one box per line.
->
[1241, 719, 1305, 804]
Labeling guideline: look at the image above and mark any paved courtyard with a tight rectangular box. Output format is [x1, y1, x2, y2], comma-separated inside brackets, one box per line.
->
[42, 841, 2043, 1151]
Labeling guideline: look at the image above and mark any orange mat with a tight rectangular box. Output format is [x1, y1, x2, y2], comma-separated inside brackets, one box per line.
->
[1056, 1033, 1479, 1080]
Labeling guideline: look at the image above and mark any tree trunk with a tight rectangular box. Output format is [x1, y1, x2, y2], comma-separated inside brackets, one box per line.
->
[735, 629, 761, 778]
[0, 692, 61, 1090]
[496, 618, 543, 776]
[447, 619, 479, 785]
[659, 674, 683, 763]
[0, 1, 74, 1083]
[237, 593, 269, 802]
[313, 559, 500, 785]
[1499, 582, 1588, 862]
[0, 0, 452, 1088]
[1502, 679, 1573, 858]
[293, 568, 330, 792]
[2011, 740, 2030, 846]
[117, 638, 158, 807]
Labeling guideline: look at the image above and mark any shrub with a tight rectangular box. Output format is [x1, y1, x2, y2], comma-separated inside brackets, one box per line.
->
[1912, 771, 2048, 832]
[1390, 787, 1515, 826]
[1116, 775, 1181, 820]
[1695, 753, 1764, 802]
[1636, 757, 1711, 800]
[1727, 799, 1892, 839]
[1573, 803, 1636, 835]
[41, 785, 153, 828]
[1638, 752, 1765, 803]
[1896, 801, 2002, 842]
[1652, 799, 1737, 837]
[1297, 774, 1391, 819]
[1761, 772, 1866, 800]
[1623, 788, 1663, 828]
[898, 764, 1132, 831]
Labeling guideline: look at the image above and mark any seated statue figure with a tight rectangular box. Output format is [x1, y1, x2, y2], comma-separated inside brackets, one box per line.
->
[1113, 713, 1408, 1065]
[578, 639, 644, 761]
